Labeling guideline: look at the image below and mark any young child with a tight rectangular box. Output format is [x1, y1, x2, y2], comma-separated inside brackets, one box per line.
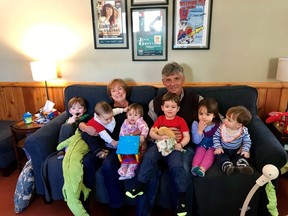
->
[86, 101, 126, 152]
[213, 106, 254, 176]
[118, 103, 149, 180]
[191, 98, 221, 177]
[57, 96, 89, 159]
[126, 92, 190, 216]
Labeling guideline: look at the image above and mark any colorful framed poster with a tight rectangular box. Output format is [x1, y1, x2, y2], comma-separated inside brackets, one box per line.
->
[172, 0, 213, 50]
[131, 7, 167, 61]
[131, 0, 169, 6]
[91, 0, 128, 49]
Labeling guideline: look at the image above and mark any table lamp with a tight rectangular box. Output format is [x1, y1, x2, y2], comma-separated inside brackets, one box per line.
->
[30, 61, 57, 101]
[276, 58, 288, 112]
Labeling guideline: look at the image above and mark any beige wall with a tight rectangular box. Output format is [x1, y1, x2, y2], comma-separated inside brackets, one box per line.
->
[0, 0, 288, 82]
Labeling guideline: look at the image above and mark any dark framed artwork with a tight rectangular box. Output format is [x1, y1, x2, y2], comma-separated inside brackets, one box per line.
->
[131, 7, 168, 61]
[131, 0, 169, 6]
[172, 0, 213, 50]
[91, 0, 128, 49]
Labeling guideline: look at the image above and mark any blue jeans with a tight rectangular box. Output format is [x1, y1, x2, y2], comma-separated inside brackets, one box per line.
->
[138, 144, 187, 192]
[136, 143, 194, 216]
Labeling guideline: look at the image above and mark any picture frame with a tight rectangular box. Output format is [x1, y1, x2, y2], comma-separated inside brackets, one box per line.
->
[131, 0, 168, 6]
[172, 0, 213, 50]
[131, 7, 168, 61]
[90, 0, 128, 49]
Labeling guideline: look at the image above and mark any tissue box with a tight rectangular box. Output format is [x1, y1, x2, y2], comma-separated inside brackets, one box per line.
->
[46, 109, 59, 120]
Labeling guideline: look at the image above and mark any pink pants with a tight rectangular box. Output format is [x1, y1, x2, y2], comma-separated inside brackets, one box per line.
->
[192, 147, 215, 171]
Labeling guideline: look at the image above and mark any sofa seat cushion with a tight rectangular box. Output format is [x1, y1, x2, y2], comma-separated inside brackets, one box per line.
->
[193, 163, 261, 216]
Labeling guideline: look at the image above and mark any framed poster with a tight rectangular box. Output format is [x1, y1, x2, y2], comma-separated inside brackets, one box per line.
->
[131, 7, 167, 61]
[131, 0, 169, 6]
[91, 0, 128, 49]
[172, 0, 213, 50]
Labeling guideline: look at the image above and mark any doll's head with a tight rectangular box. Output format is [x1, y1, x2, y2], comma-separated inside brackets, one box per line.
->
[68, 97, 87, 118]
[126, 103, 143, 125]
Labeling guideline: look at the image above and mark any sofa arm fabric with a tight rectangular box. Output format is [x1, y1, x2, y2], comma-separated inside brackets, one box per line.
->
[24, 112, 68, 195]
[249, 116, 287, 170]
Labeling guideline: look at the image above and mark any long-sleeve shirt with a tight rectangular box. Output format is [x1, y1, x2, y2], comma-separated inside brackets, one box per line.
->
[213, 124, 252, 152]
[119, 117, 149, 138]
[86, 108, 124, 144]
[191, 121, 219, 148]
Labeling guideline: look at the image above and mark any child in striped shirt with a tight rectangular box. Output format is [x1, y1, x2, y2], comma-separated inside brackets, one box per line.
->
[213, 106, 254, 176]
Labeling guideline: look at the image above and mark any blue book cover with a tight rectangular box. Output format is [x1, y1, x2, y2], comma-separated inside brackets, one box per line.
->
[116, 136, 140, 155]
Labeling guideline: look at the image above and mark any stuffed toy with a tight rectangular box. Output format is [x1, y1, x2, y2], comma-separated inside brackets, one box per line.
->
[154, 127, 177, 156]
[56, 129, 90, 216]
[266, 111, 288, 134]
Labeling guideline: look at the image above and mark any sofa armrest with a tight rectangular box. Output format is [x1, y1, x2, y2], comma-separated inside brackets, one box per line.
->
[24, 112, 68, 195]
[249, 116, 287, 171]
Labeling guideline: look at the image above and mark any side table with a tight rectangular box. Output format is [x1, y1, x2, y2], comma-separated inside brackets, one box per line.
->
[267, 122, 288, 153]
[10, 118, 43, 172]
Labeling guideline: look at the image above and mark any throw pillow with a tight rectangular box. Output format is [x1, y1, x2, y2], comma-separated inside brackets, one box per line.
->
[14, 159, 35, 213]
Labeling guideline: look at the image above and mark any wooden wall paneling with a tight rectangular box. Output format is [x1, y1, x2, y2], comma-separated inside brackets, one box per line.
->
[279, 88, 288, 112]
[0, 87, 6, 120]
[265, 88, 281, 116]
[49, 87, 65, 112]
[0, 82, 286, 121]
[256, 88, 267, 120]
[3, 87, 25, 120]
[22, 87, 38, 115]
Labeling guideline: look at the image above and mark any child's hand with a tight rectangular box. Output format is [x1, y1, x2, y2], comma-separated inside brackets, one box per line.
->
[132, 129, 141, 136]
[214, 148, 224, 155]
[140, 135, 145, 143]
[198, 120, 207, 134]
[67, 116, 77, 124]
[111, 140, 118, 147]
[174, 143, 183, 151]
[241, 151, 250, 158]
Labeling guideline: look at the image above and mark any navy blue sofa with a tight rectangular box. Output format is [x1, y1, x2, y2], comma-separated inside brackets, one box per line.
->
[24, 84, 287, 216]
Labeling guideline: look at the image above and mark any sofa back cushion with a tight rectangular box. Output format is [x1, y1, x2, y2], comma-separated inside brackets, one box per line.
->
[157, 85, 258, 116]
[64, 85, 157, 115]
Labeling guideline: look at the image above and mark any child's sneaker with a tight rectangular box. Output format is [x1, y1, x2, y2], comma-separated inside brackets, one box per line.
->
[222, 161, 235, 176]
[57, 151, 65, 160]
[191, 166, 199, 176]
[236, 158, 254, 175]
[196, 168, 205, 177]
[125, 182, 145, 198]
[118, 164, 128, 177]
[237, 165, 254, 175]
[177, 203, 187, 216]
[125, 164, 137, 179]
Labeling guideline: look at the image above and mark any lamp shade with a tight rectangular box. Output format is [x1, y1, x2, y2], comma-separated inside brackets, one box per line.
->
[276, 58, 288, 82]
[30, 61, 57, 81]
